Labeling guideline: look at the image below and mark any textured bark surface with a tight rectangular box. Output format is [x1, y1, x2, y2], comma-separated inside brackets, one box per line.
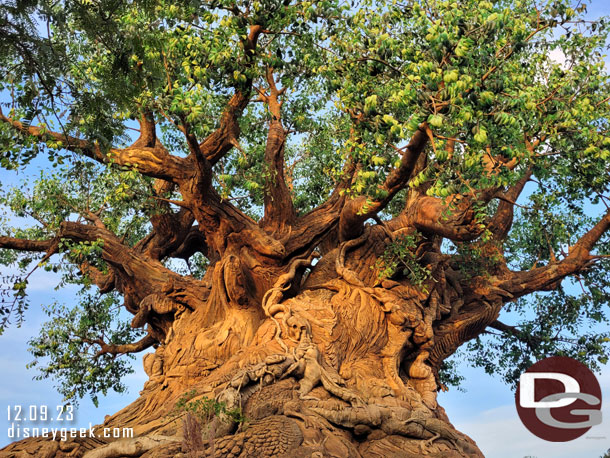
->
[0, 226, 492, 458]
[2, 197, 609, 457]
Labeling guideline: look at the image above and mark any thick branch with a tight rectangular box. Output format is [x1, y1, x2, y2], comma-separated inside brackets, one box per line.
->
[0, 110, 188, 182]
[339, 125, 428, 240]
[389, 195, 482, 241]
[131, 113, 156, 148]
[197, 25, 263, 166]
[183, 186, 286, 259]
[198, 91, 250, 166]
[135, 207, 197, 261]
[496, 208, 610, 298]
[174, 26, 289, 257]
[283, 199, 342, 258]
[261, 68, 296, 232]
[58, 222, 173, 288]
[58, 221, 210, 336]
[487, 168, 533, 240]
[282, 163, 357, 258]
[88, 334, 157, 357]
[0, 234, 117, 293]
[168, 225, 208, 260]
[0, 236, 54, 252]
[389, 166, 533, 242]
[80, 263, 116, 294]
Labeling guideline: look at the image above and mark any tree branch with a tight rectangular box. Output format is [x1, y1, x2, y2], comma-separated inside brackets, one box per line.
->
[261, 68, 296, 232]
[135, 208, 198, 261]
[131, 112, 156, 148]
[197, 25, 264, 166]
[167, 225, 208, 261]
[0, 233, 119, 293]
[487, 167, 533, 240]
[388, 161, 533, 243]
[0, 236, 54, 252]
[198, 91, 250, 166]
[133, 180, 208, 262]
[0, 109, 189, 182]
[388, 192, 483, 242]
[496, 208, 610, 298]
[339, 124, 429, 240]
[282, 161, 358, 258]
[488, 320, 542, 351]
[283, 193, 344, 258]
[80, 263, 116, 294]
[57, 222, 176, 287]
[86, 334, 157, 357]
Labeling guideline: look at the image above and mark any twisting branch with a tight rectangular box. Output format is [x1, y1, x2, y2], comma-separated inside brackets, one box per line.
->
[0, 109, 189, 182]
[171, 25, 294, 258]
[167, 225, 208, 261]
[197, 25, 264, 166]
[135, 208, 197, 262]
[487, 167, 533, 240]
[198, 91, 251, 166]
[388, 140, 536, 242]
[495, 208, 610, 298]
[339, 124, 429, 240]
[388, 191, 483, 242]
[1, 220, 197, 297]
[131, 112, 156, 148]
[260, 67, 296, 232]
[133, 179, 204, 262]
[84, 334, 157, 357]
[282, 162, 358, 258]
[80, 263, 116, 294]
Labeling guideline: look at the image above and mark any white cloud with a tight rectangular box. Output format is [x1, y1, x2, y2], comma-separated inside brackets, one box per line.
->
[548, 48, 568, 69]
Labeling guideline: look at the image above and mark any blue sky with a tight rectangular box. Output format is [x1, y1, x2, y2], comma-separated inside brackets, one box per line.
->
[1, 1, 610, 456]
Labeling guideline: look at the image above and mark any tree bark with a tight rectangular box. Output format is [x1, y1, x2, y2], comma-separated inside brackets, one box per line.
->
[0, 223, 490, 458]
[3, 174, 609, 458]
[3, 201, 609, 457]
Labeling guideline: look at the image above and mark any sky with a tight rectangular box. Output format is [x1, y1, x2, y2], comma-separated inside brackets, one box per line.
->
[1, 1, 610, 457]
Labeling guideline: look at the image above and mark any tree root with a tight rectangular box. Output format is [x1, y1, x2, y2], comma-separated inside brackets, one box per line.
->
[335, 228, 370, 287]
[307, 402, 479, 456]
[82, 436, 179, 458]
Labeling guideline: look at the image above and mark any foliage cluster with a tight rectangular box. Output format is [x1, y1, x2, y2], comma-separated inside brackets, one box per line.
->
[375, 231, 431, 288]
[174, 389, 247, 428]
[26, 293, 144, 406]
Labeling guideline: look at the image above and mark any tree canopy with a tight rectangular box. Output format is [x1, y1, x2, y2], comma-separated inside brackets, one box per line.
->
[1, 0, 609, 406]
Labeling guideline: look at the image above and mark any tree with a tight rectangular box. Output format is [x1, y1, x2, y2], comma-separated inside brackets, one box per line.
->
[1, 0, 609, 456]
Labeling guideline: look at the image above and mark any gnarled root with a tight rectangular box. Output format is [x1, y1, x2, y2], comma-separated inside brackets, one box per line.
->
[308, 402, 481, 457]
[82, 436, 179, 458]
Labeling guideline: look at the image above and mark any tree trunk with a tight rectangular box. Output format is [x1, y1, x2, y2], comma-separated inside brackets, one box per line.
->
[0, 224, 488, 458]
